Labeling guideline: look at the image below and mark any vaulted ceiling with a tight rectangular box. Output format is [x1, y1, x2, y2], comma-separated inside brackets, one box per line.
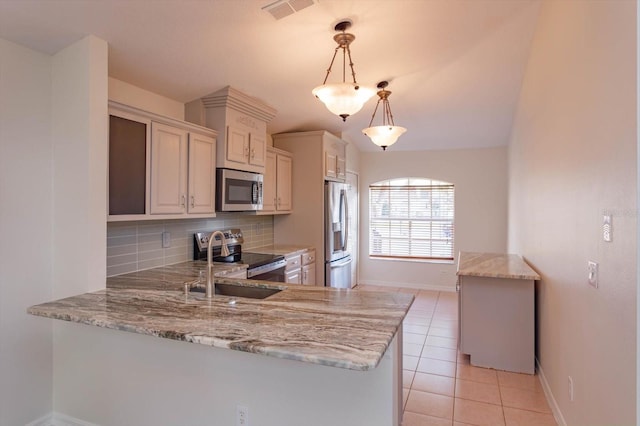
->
[0, 0, 540, 152]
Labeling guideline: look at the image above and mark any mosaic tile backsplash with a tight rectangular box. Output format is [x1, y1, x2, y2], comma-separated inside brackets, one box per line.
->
[107, 214, 274, 277]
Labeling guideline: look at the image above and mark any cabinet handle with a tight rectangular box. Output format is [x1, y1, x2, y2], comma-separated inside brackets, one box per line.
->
[277, 197, 281, 206]
[181, 194, 186, 207]
[251, 148, 255, 159]
[190, 195, 195, 208]
[245, 147, 250, 158]
[308, 257, 313, 262]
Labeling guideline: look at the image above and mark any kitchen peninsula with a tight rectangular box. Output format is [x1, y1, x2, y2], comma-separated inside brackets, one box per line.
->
[28, 262, 412, 426]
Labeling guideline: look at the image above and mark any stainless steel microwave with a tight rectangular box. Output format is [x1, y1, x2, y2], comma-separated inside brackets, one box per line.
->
[216, 168, 263, 211]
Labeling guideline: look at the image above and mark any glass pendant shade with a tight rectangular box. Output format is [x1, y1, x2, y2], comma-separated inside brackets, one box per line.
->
[313, 20, 373, 121]
[362, 81, 406, 150]
[312, 82, 376, 120]
[362, 125, 407, 150]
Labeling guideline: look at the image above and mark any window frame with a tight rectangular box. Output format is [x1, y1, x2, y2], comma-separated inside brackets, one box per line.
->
[369, 177, 455, 262]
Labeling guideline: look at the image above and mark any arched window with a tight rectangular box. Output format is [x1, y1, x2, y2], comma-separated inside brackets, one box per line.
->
[369, 178, 454, 260]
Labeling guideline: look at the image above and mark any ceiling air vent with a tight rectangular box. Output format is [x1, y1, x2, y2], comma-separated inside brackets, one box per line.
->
[262, 0, 317, 20]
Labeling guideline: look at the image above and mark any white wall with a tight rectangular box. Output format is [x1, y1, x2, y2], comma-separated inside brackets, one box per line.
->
[0, 38, 54, 426]
[360, 147, 508, 290]
[51, 322, 399, 426]
[52, 35, 108, 299]
[50, 36, 111, 420]
[109, 77, 184, 120]
[507, 1, 636, 424]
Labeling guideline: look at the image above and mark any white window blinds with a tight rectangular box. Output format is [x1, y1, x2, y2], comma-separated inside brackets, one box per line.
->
[369, 178, 454, 260]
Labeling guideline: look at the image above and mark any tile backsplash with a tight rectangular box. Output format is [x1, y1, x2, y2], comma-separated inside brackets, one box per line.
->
[107, 214, 274, 277]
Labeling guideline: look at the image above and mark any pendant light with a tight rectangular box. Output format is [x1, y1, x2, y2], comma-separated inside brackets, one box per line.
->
[362, 81, 407, 150]
[312, 20, 375, 121]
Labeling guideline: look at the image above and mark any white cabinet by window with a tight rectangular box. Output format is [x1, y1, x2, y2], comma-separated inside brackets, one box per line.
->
[188, 86, 276, 174]
[151, 123, 216, 215]
[108, 101, 217, 222]
[262, 147, 292, 214]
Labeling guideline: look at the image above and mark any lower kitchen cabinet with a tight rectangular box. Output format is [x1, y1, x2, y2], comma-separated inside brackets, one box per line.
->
[283, 249, 316, 285]
[284, 253, 302, 284]
[302, 249, 316, 285]
[457, 251, 540, 374]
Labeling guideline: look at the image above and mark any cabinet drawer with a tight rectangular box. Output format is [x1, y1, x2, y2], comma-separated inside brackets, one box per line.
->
[285, 254, 302, 271]
[285, 268, 301, 284]
[302, 250, 316, 266]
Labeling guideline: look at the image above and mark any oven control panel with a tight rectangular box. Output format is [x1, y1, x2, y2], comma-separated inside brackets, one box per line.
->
[194, 229, 243, 252]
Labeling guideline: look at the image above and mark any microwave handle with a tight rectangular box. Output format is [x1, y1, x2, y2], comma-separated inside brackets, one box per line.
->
[252, 181, 262, 205]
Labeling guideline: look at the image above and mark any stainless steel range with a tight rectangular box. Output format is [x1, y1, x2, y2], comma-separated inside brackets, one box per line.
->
[193, 229, 286, 281]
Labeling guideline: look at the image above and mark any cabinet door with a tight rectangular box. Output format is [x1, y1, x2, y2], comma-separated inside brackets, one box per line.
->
[226, 125, 249, 164]
[109, 114, 148, 216]
[150, 123, 188, 214]
[302, 263, 316, 285]
[187, 132, 216, 214]
[249, 134, 266, 167]
[325, 150, 337, 179]
[336, 155, 346, 181]
[262, 149, 277, 212]
[276, 153, 292, 211]
[285, 268, 302, 284]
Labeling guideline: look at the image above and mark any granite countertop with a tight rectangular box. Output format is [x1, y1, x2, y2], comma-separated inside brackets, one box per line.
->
[249, 244, 313, 257]
[28, 262, 413, 371]
[106, 261, 247, 291]
[457, 251, 540, 280]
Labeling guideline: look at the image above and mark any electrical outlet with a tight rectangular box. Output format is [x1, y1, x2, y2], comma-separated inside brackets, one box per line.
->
[162, 231, 171, 248]
[588, 261, 598, 288]
[568, 376, 574, 402]
[236, 405, 249, 426]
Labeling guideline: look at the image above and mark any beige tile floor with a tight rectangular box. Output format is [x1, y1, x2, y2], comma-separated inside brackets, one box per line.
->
[356, 285, 557, 426]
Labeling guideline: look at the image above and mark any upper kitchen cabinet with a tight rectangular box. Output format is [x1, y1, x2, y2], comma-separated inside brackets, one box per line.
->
[186, 86, 277, 174]
[260, 147, 292, 214]
[108, 101, 218, 222]
[324, 135, 347, 182]
[150, 123, 216, 215]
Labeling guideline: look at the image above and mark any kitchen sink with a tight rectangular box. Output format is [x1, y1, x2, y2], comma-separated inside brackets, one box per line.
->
[189, 283, 282, 299]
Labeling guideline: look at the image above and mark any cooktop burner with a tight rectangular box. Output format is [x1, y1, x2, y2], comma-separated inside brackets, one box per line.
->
[239, 252, 285, 269]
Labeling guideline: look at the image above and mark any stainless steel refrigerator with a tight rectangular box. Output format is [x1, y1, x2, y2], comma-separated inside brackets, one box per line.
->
[325, 181, 353, 288]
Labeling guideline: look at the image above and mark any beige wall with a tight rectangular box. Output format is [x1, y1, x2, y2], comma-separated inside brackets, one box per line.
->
[360, 147, 508, 290]
[507, 1, 637, 424]
[109, 77, 184, 120]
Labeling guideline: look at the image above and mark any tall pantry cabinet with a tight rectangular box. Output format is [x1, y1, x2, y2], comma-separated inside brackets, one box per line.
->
[272, 131, 351, 286]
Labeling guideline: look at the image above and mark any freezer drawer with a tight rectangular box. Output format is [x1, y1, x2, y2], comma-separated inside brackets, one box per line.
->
[325, 256, 352, 288]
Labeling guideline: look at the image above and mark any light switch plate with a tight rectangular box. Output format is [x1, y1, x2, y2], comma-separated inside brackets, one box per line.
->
[603, 215, 612, 242]
[588, 261, 598, 288]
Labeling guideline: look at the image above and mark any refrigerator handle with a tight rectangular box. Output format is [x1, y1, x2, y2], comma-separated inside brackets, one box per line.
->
[343, 189, 349, 252]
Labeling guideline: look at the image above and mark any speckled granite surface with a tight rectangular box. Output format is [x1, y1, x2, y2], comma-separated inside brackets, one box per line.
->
[457, 252, 540, 280]
[28, 262, 413, 370]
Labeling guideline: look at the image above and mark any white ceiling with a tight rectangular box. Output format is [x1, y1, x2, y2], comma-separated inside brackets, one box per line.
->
[0, 0, 540, 152]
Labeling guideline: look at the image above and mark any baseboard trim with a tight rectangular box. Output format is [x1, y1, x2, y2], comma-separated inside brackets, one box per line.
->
[536, 357, 567, 426]
[25, 413, 53, 426]
[358, 279, 455, 292]
[27, 412, 100, 426]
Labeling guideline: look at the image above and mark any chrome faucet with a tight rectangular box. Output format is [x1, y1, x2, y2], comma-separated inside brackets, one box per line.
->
[206, 230, 230, 298]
